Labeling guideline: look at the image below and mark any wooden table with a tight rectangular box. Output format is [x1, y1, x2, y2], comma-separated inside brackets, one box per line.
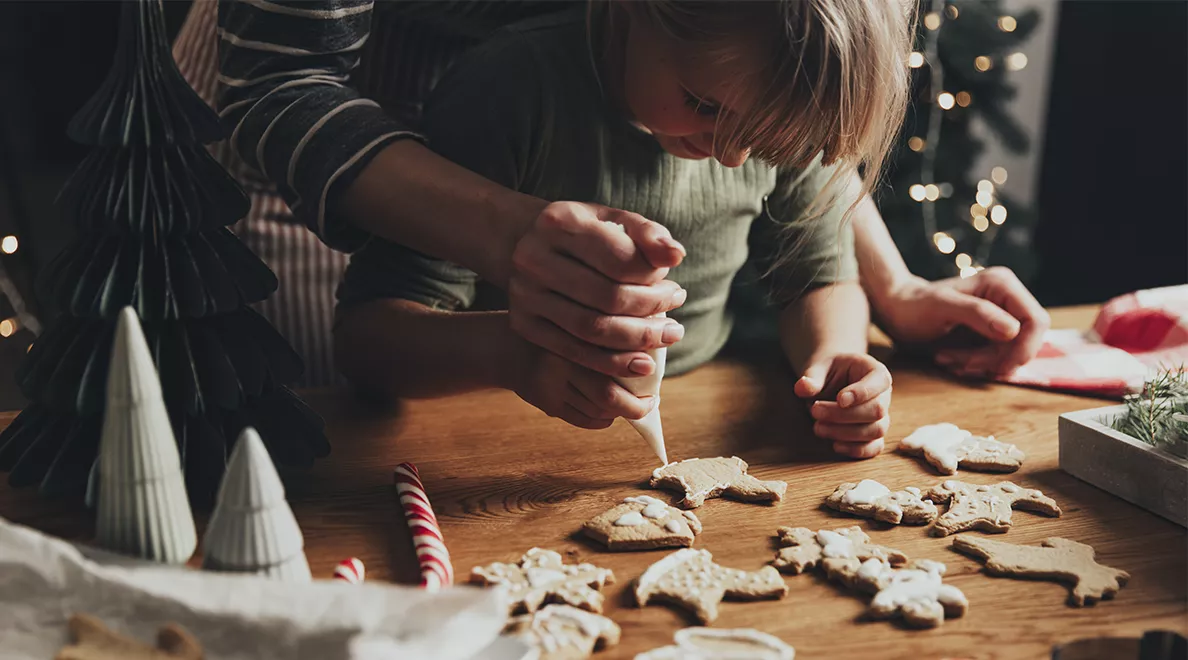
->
[2, 306, 1185, 658]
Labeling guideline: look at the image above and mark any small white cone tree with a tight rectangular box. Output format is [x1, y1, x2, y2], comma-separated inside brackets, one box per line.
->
[203, 426, 310, 581]
[94, 307, 197, 564]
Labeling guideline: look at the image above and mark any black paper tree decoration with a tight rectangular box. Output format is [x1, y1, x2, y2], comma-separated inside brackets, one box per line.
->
[0, 0, 329, 504]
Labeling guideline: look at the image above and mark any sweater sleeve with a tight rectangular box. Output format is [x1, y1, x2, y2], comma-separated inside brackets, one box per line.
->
[751, 154, 860, 305]
[216, 0, 421, 252]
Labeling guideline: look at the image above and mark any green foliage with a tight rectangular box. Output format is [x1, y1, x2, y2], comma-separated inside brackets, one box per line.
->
[1110, 365, 1188, 459]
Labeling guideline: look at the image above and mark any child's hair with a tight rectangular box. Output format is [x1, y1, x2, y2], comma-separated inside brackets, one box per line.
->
[596, 0, 916, 287]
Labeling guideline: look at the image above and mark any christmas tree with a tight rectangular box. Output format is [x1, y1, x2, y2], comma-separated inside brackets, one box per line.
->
[0, 0, 328, 503]
[878, 0, 1040, 282]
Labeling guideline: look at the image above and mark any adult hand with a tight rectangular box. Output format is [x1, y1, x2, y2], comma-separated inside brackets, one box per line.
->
[794, 353, 893, 460]
[873, 267, 1050, 377]
[508, 201, 688, 380]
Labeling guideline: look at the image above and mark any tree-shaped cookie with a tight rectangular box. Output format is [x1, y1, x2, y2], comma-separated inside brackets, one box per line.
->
[771, 526, 907, 575]
[830, 558, 968, 628]
[582, 495, 702, 551]
[637, 628, 796, 660]
[925, 480, 1061, 536]
[504, 604, 621, 660]
[471, 548, 615, 614]
[650, 457, 786, 509]
[953, 536, 1129, 606]
[899, 423, 1025, 475]
[634, 548, 787, 624]
[825, 480, 938, 525]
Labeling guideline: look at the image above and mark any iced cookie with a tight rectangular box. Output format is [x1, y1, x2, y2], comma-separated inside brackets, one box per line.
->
[581, 495, 702, 551]
[634, 548, 788, 624]
[824, 480, 938, 525]
[925, 480, 1062, 536]
[953, 536, 1129, 606]
[828, 558, 967, 628]
[771, 526, 908, 575]
[636, 628, 796, 660]
[504, 605, 620, 660]
[899, 423, 1025, 475]
[57, 614, 203, 660]
[471, 548, 615, 614]
[650, 457, 787, 509]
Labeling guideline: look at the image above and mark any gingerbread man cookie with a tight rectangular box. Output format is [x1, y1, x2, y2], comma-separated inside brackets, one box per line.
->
[829, 558, 968, 628]
[582, 495, 702, 551]
[953, 536, 1129, 606]
[636, 628, 796, 660]
[824, 480, 938, 525]
[650, 457, 787, 509]
[471, 548, 615, 614]
[899, 423, 1025, 475]
[56, 614, 203, 660]
[504, 604, 620, 660]
[634, 548, 788, 624]
[771, 526, 908, 575]
[925, 480, 1062, 536]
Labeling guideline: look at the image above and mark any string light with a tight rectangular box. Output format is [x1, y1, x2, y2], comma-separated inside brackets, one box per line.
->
[975, 190, 993, 207]
[0, 318, 15, 338]
[908, 136, 926, 152]
[933, 232, 956, 254]
[945, 4, 959, 19]
[937, 92, 955, 110]
[1006, 52, 1028, 71]
[0, 236, 16, 254]
[971, 203, 986, 217]
[910, 184, 927, 201]
[938, 182, 954, 197]
[991, 205, 1008, 224]
[998, 16, 1017, 32]
[977, 179, 994, 194]
[924, 184, 941, 201]
[973, 216, 990, 232]
[924, 12, 942, 30]
[955, 91, 972, 107]
[909, 52, 925, 68]
[955, 253, 972, 269]
[974, 56, 993, 72]
[991, 167, 1009, 184]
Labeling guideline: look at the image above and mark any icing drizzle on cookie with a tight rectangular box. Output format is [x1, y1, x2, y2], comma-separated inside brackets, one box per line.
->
[841, 479, 891, 505]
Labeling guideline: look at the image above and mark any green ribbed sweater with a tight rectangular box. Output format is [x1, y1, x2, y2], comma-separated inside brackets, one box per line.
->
[337, 10, 857, 375]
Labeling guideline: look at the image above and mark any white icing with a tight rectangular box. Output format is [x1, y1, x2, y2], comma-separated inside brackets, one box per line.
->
[614, 511, 646, 526]
[857, 557, 889, 581]
[525, 567, 566, 588]
[905, 486, 921, 496]
[841, 479, 891, 505]
[1000, 483, 1020, 493]
[870, 563, 966, 612]
[943, 480, 959, 490]
[664, 519, 682, 533]
[625, 495, 669, 509]
[901, 423, 972, 471]
[637, 549, 701, 593]
[816, 530, 854, 558]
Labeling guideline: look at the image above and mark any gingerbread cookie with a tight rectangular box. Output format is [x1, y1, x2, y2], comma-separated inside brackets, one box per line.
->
[636, 628, 796, 660]
[824, 480, 938, 525]
[953, 536, 1129, 606]
[925, 480, 1061, 536]
[471, 548, 615, 614]
[634, 548, 788, 623]
[504, 604, 620, 660]
[56, 614, 202, 660]
[581, 495, 702, 551]
[828, 558, 968, 628]
[650, 457, 787, 509]
[771, 526, 907, 575]
[899, 423, 1025, 475]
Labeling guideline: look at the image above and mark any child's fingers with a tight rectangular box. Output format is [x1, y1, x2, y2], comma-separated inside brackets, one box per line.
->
[813, 418, 889, 443]
[569, 370, 655, 421]
[837, 360, 892, 408]
[810, 398, 888, 424]
[794, 362, 831, 398]
[832, 438, 884, 460]
[558, 403, 615, 430]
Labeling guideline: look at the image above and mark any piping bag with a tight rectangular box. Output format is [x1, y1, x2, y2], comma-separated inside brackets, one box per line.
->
[614, 313, 668, 465]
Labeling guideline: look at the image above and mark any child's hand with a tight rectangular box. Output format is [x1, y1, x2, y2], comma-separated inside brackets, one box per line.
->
[794, 353, 892, 459]
[508, 340, 656, 430]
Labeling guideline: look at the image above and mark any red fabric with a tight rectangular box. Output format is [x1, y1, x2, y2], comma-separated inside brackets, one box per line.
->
[998, 285, 1188, 398]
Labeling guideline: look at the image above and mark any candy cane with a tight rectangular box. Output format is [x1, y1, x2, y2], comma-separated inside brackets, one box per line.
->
[333, 557, 365, 583]
[394, 463, 453, 590]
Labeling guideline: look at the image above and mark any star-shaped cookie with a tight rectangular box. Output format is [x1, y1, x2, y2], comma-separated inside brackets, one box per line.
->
[771, 526, 908, 575]
[471, 548, 615, 614]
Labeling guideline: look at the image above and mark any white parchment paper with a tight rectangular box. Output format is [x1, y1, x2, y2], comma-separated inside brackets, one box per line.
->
[0, 517, 522, 660]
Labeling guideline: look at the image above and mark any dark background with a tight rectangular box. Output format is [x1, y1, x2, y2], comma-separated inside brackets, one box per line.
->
[0, 1, 1185, 409]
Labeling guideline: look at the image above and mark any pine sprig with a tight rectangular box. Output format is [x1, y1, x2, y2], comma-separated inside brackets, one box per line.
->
[1110, 365, 1188, 458]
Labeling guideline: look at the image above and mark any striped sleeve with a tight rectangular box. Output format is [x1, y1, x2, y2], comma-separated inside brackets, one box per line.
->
[216, 0, 421, 252]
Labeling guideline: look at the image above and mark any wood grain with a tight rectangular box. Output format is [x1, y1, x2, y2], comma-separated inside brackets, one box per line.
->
[2, 306, 1184, 659]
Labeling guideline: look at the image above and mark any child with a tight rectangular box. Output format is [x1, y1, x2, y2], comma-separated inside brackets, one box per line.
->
[335, 0, 913, 459]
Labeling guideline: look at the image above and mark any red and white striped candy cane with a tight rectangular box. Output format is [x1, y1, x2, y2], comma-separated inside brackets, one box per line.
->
[333, 557, 365, 583]
[393, 462, 453, 590]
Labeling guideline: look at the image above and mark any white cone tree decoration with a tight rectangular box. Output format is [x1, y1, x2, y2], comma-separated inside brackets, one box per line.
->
[95, 307, 197, 564]
[203, 426, 310, 580]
